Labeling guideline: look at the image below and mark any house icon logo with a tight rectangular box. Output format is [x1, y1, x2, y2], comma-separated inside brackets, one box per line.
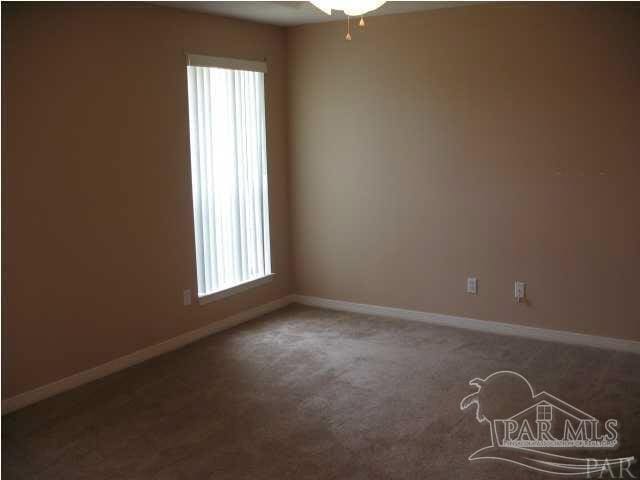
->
[460, 371, 637, 477]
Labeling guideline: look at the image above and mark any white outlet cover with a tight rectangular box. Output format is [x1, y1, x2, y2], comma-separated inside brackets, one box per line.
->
[514, 281, 526, 299]
[467, 277, 478, 295]
[183, 289, 192, 306]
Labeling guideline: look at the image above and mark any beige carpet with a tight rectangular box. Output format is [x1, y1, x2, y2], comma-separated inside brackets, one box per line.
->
[3, 304, 639, 479]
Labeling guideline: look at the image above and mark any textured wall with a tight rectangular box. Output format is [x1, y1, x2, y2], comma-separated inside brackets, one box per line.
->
[288, 5, 640, 340]
[4, 3, 640, 401]
[2, 4, 292, 398]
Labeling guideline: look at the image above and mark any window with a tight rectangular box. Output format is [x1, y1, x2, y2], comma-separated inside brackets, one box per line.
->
[537, 404, 552, 422]
[186, 55, 271, 301]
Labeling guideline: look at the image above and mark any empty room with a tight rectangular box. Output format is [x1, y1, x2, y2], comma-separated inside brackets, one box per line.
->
[2, 1, 639, 478]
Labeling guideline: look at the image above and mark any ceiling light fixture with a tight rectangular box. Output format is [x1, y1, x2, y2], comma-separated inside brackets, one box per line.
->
[309, 0, 386, 40]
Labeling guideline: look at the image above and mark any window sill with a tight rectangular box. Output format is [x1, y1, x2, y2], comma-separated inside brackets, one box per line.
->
[197, 273, 276, 305]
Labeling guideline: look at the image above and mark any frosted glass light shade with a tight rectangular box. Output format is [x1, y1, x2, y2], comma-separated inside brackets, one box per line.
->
[310, 0, 386, 16]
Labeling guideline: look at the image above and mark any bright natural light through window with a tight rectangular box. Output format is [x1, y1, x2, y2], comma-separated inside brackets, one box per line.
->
[186, 55, 271, 300]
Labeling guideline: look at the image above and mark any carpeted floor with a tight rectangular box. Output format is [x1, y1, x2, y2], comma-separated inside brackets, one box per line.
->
[3, 304, 639, 479]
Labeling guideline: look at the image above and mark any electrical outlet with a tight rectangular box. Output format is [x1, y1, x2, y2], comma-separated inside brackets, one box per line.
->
[183, 289, 192, 306]
[514, 281, 526, 303]
[467, 277, 478, 295]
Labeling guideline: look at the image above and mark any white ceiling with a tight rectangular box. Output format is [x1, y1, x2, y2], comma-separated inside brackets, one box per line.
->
[154, 1, 479, 26]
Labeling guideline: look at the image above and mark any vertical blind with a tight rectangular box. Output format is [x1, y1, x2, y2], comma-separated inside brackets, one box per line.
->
[186, 58, 271, 297]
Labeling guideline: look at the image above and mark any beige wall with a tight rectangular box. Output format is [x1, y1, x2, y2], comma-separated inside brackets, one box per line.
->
[288, 5, 640, 340]
[3, 3, 640, 401]
[2, 4, 292, 398]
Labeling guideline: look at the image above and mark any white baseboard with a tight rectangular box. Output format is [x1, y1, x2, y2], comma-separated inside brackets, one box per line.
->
[2, 295, 294, 415]
[292, 295, 640, 355]
[6, 293, 637, 414]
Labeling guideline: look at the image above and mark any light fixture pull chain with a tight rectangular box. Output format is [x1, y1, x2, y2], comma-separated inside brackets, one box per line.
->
[345, 15, 352, 41]
[359, 17, 365, 27]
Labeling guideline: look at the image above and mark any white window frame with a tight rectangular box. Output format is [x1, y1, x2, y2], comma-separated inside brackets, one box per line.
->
[185, 54, 274, 305]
